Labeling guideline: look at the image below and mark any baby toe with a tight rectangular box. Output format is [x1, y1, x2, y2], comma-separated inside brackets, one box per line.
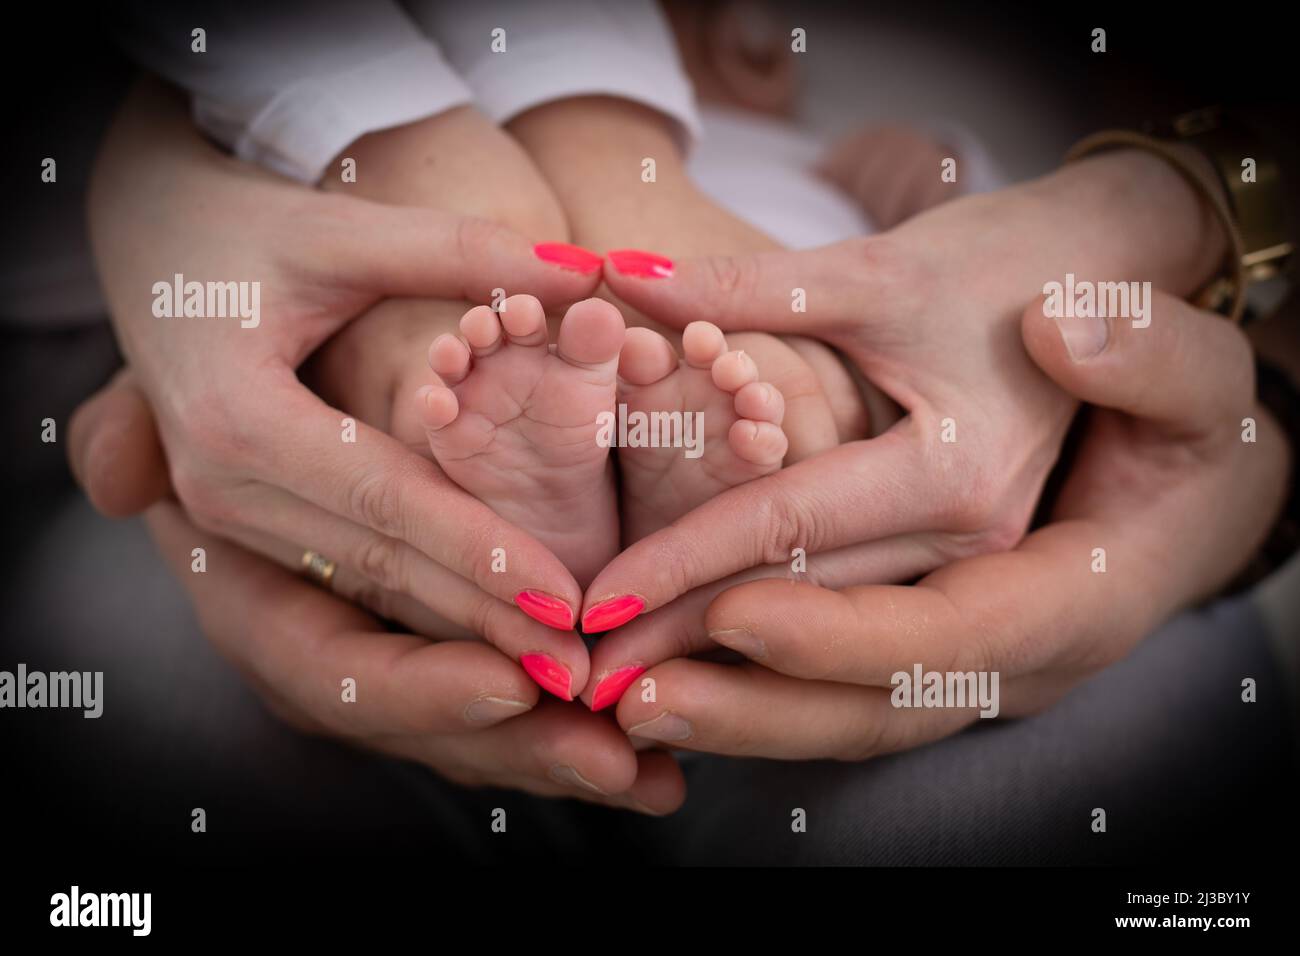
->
[728, 419, 788, 467]
[733, 381, 785, 425]
[682, 321, 726, 369]
[418, 384, 460, 431]
[711, 349, 759, 392]
[618, 327, 679, 386]
[557, 297, 626, 368]
[428, 333, 471, 383]
[499, 294, 548, 345]
[460, 305, 504, 355]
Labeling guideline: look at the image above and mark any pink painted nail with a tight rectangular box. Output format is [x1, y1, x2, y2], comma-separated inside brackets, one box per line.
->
[607, 249, 674, 279]
[514, 590, 575, 631]
[590, 665, 646, 712]
[534, 242, 603, 274]
[581, 595, 646, 634]
[520, 653, 573, 701]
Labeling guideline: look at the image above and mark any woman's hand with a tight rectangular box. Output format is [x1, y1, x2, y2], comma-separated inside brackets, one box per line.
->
[605, 292, 1290, 756]
[89, 79, 603, 648]
[146, 498, 684, 814]
[67, 376, 684, 813]
[580, 148, 1232, 627]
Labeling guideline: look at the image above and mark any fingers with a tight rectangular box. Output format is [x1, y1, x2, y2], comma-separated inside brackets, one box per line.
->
[580, 533, 945, 710]
[67, 371, 170, 517]
[614, 659, 971, 760]
[145, 501, 541, 737]
[602, 240, 873, 335]
[1021, 290, 1255, 433]
[430, 707, 686, 814]
[210, 489, 591, 691]
[324, 200, 602, 309]
[261, 384, 584, 622]
[703, 520, 1141, 690]
[580, 430, 941, 626]
[446, 697, 644, 798]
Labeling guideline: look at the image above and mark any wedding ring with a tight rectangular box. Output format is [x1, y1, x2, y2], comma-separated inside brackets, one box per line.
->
[300, 550, 337, 590]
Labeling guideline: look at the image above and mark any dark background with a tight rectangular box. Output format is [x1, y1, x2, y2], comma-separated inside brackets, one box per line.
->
[1, 0, 1295, 887]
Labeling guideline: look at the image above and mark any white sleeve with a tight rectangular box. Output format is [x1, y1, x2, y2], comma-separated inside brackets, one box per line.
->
[403, 0, 700, 149]
[114, 1, 474, 184]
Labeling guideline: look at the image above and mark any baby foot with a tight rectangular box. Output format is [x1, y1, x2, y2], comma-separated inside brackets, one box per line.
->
[616, 321, 788, 543]
[418, 295, 624, 589]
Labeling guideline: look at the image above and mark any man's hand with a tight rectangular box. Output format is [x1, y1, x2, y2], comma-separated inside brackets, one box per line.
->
[578, 149, 1233, 634]
[604, 292, 1288, 757]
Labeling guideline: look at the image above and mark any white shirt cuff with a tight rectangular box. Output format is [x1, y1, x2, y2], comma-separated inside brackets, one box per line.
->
[195, 41, 473, 184]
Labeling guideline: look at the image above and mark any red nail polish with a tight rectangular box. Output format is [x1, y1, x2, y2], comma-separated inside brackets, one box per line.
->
[534, 242, 603, 274]
[607, 249, 674, 279]
[581, 595, 646, 634]
[590, 665, 646, 712]
[514, 590, 575, 630]
[520, 653, 573, 701]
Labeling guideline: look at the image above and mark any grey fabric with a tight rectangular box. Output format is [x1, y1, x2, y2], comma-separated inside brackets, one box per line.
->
[3, 486, 1293, 865]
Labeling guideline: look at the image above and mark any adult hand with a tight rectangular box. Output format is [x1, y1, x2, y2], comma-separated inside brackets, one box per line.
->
[66, 378, 683, 813]
[89, 80, 603, 667]
[607, 292, 1289, 757]
[580, 149, 1233, 631]
[145, 498, 684, 814]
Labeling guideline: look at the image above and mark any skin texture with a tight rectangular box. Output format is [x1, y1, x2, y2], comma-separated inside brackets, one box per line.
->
[77, 85, 1286, 792]
[608, 292, 1289, 756]
[575, 148, 1236, 698]
[79, 86, 682, 810]
[89, 81, 606, 680]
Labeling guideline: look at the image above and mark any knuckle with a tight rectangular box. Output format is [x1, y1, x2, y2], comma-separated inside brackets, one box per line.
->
[843, 234, 928, 311]
[704, 254, 759, 316]
[469, 593, 501, 643]
[352, 535, 407, 594]
[170, 465, 237, 528]
[758, 495, 818, 566]
[348, 469, 405, 538]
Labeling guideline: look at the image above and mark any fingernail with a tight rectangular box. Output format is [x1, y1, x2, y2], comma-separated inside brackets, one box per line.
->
[548, 764, 607, 794]
[464, 696, 532, 725]
[607, 249, 674, 279]
[515, 590, 575, 630]
[534, 241, 603, 274]
[627, 712, 693, 742]
[581, 595, 646, 634]
[1055, 312, 1110, 362]
[709, 627, 767, 660]
[520, 652, 573, 700]
[590, 665, 647, 712]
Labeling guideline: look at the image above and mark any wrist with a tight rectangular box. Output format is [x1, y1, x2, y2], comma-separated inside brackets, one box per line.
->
[1019, 149, 1229, 294]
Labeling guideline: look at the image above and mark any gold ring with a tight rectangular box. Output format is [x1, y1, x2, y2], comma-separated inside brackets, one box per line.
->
[301, 550, 337, 590]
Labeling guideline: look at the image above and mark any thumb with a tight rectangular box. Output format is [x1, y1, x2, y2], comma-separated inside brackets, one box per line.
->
[323, 198, 604, 307]
[602, 239, 876, 334]
[68, 370, 171, 517]
[1021, 289, 1255, 433]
